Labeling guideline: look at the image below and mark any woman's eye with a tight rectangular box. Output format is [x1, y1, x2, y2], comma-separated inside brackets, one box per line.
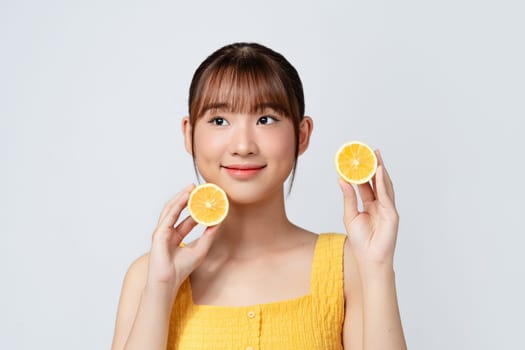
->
[209, 117, 229, 126]
[257, 115, 279, 125]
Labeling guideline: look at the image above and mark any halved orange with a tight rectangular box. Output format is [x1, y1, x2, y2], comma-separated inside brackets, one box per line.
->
[188, 183, 229, 226]
[335, 141, 378, 184]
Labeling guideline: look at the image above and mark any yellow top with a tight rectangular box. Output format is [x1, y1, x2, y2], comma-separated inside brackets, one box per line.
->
[167, 233, 347, 350]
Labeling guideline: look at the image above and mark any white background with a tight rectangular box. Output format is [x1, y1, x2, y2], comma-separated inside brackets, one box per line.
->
[2, 0, 525, 349]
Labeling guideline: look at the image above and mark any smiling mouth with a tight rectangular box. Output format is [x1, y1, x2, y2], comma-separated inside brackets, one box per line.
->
[221, 165, 267, 179]
[222, 165, 267, 171]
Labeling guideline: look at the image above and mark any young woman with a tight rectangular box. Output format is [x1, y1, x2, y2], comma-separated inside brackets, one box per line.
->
[111, 42, 407, 350]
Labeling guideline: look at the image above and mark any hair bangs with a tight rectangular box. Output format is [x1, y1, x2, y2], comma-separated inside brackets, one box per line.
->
[191, 62, 293, 120]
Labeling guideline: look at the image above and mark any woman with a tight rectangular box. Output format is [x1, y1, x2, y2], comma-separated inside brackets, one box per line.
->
[111, 42, 407, 349]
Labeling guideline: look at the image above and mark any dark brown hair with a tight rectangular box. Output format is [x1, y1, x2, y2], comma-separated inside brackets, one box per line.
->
[188, 42, 305, 189]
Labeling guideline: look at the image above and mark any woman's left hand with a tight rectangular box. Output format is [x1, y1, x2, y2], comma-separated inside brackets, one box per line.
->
[338, 149, 399, 267]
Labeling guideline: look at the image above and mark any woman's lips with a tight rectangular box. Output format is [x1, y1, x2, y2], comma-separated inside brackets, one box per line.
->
[222, 165, 266, 180]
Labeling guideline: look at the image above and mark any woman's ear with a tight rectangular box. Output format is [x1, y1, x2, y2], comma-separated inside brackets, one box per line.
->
[298, 116, 314, 156]
[181, 117, 193, 155]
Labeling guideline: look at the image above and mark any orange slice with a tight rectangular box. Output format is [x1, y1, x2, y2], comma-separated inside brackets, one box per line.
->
[335, 141, 378, 184]
[188, 183, 229, 226]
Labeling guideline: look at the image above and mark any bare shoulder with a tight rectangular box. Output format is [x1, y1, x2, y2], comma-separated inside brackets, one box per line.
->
[117, 252, 150, 309]
[125, 252, 150, 282]
[111, 253, 150, 350]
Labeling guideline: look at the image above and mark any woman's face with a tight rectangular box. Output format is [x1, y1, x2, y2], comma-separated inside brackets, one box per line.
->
[186, 104, 298, 205]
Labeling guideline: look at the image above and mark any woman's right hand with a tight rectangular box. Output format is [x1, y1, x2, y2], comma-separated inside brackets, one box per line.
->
[146, 183, 219, 294]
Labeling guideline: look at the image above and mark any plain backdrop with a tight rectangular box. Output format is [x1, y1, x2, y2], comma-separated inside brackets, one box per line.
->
[2, 0, 525, 349]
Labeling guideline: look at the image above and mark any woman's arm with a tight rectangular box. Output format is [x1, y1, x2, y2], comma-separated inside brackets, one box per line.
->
[342, 241, 364, 349]
[340, 150, 407, 350]
[342, 248, 406, 349]
[111, 184, 219, 350]
[111, 254, 178, 350]
[358, 263, 405, 349]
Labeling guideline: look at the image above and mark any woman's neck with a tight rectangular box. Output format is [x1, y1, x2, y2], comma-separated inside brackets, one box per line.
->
[210, 190, 300, 258]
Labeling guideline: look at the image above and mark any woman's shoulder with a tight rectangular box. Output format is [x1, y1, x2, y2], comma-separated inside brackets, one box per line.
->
[122, 252, 150, 289]
[130, 252, 149, 271]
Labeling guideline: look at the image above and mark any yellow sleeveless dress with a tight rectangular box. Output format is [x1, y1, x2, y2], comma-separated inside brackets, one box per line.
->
[167, 233, 346, 350]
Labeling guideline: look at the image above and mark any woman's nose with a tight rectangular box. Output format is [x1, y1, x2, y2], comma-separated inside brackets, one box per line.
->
[229, 124, 258, 156]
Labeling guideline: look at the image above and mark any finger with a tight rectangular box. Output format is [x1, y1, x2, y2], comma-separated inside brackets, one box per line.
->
[158, 189, 191, 230]
[375, 150, 395, 201]
[357, 182, 376, 205]
[192, 225, 220, 258]
[158, 183, 195, 224]
[375, 149, 383, 166]
[171, 215, 199, 246]
[338, 177, 359, 223]
[158, 184, 195, 225]
[375, 150, 393, 184]
[376, 165, 396, 208]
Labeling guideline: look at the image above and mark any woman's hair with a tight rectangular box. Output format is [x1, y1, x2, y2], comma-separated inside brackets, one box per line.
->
[187, 42, 305, 189]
